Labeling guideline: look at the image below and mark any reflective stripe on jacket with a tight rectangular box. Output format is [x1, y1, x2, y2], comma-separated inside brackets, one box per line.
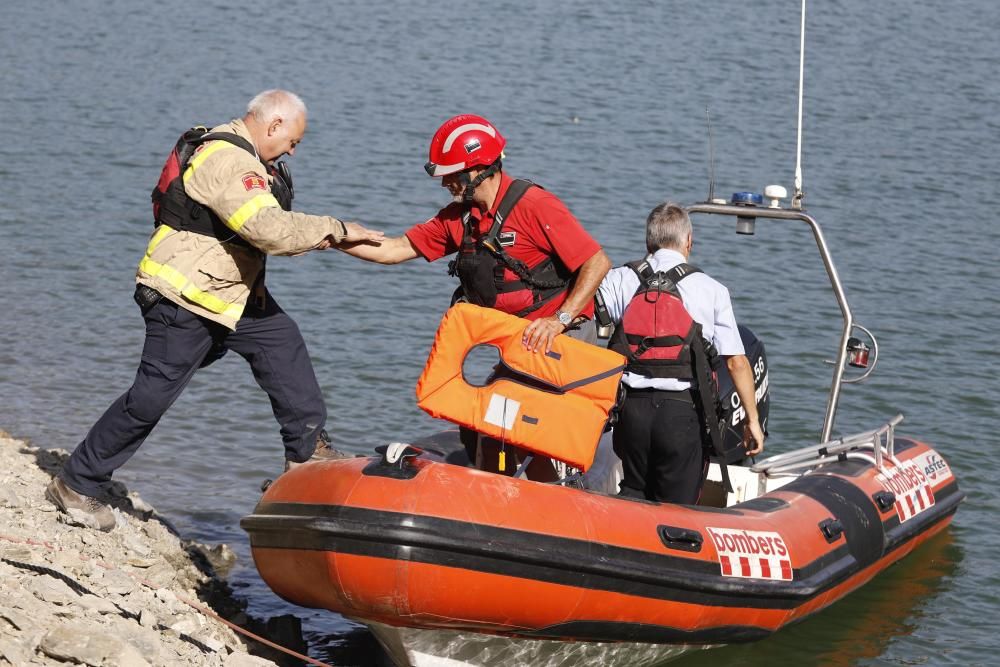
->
[416, 303, 625, 471]
[136, 118, 348, 329]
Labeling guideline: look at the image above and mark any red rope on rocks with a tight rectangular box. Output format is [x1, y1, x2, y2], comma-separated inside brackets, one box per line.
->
[0, 533, 334, 667]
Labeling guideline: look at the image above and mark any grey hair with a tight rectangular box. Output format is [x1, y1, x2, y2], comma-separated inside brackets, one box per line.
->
[645, 201, 692, 254]
[246, 90, 307, 122]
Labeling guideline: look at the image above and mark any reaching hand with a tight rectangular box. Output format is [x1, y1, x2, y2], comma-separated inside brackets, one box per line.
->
[743, 419, 765, 456]
[340, 222, 385, 244]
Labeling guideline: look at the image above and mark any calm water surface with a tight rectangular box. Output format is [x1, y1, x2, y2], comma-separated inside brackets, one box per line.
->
[2, 0, 997, 664]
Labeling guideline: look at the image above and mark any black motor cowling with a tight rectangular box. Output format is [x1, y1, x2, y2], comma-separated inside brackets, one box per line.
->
[713, 325, 770, 465]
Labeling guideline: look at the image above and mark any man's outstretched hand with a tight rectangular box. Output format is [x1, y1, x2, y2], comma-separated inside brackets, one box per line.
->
[340, 222, 384, 244]
[319, 222, 385, 249]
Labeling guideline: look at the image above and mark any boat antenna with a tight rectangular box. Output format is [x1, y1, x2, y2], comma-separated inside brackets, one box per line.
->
[792, 0, 807, 210]
[706, 106, 717, 204]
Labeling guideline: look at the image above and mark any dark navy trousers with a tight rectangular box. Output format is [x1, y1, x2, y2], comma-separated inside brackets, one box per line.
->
[613, 389, 708, 504]
[63, 292, 326, 497]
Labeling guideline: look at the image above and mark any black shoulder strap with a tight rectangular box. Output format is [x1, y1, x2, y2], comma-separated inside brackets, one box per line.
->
[193, 130, 258, 160]
[626, 259, 654, 283]
[665, 262, 702, 283]
[482, 179, 534, 251]
[625, 260, 702, 292]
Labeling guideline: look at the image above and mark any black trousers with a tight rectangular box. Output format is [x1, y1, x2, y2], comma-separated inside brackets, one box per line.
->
[613, 389, 708, 504]
[63, 292, 326, 497]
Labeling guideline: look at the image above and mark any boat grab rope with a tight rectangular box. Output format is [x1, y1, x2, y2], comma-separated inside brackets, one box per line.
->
[0, 532, 333, 667]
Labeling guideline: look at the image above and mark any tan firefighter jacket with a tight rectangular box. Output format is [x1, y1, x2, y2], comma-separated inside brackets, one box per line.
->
[136, 118, 348, 329]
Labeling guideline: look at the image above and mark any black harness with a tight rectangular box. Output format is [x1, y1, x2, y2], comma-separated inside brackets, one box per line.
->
[151, 127, 293, 249]
[610, 260, 733, 492]
[448, 179, 571, 317]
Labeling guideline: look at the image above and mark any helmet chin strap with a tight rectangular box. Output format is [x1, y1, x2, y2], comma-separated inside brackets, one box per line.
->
[460, 160, 501, 203]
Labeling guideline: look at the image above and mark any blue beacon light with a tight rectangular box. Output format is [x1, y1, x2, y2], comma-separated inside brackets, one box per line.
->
[731, 191, 763, 235]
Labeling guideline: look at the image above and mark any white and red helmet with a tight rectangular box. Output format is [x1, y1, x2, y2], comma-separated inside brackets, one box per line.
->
[424, 114, 506, 177]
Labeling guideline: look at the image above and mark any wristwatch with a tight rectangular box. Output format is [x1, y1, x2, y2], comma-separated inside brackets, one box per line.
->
[556, 310, 573, 327]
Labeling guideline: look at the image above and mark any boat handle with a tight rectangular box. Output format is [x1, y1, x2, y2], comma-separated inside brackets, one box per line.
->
[872, 490, 896, 513]
[381, 443, 424, 468]
[363, 443, 425, 480]
[819, 518, 844, 543]
[657, 525, 703, 553]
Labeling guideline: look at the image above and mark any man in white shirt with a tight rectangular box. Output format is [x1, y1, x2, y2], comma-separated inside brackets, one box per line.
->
[598, 202, 764, 503]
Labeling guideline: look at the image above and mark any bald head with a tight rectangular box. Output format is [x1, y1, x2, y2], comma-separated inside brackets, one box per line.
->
[243, 90, 308, 162]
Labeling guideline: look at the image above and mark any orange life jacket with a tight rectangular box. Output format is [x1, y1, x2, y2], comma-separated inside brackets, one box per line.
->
[416, 303, 626, 471]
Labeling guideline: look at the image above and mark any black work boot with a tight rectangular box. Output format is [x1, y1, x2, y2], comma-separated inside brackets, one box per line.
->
[284, 430, 350, 472]
[45, 477, 116, 532]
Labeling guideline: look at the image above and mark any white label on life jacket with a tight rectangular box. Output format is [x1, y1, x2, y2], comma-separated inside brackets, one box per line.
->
[485, 393, 520, 430]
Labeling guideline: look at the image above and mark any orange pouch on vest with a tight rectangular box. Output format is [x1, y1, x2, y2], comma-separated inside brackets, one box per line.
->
[416, 303, 625, 471]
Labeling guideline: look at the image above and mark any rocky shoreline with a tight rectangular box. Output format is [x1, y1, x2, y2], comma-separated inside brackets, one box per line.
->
[0, 430, 317, 667]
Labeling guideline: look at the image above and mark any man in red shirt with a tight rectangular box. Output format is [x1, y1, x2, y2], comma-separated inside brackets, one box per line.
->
[343, 114, 611, 353]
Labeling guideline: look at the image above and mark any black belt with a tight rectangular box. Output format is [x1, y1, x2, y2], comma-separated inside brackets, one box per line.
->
[623, 386, 695, 402]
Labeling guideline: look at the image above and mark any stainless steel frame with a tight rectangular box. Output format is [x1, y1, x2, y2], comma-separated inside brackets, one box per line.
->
[687, 202, 861, 442]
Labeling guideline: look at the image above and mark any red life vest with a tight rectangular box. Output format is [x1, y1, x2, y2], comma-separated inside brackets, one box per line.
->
[609, 261, 706, 379]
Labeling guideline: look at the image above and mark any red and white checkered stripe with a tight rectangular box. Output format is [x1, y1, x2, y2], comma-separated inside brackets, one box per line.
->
[895, 484, 935, 522]
[719, 555, 793, 581]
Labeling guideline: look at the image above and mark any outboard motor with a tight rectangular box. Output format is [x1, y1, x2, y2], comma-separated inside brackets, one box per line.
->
[713, 325, 770, 465]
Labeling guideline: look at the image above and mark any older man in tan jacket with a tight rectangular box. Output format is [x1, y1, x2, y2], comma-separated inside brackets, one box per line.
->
[47, 90, 382, 531]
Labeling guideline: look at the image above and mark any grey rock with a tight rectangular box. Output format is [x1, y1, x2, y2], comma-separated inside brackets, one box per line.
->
[57, 507, 108, 531]
[28, 576, 77, 606]
[123, 533, 152, 558]
[143, 561, 177, 588]
[0, 546, 33, 561]
[139, 608, 157, 628]
[190, 627, 227, 653]
[0, 637, 29, 666]
[0, 608, 33, 632]
[155, 588, 178, 604]
[52, 549, 84, 571]
[0, 434, 301, 666]
[0, 486, 19, 508]
[118, 643, 153, 667]
[223, 653, 280, 667]
[126, 491, 156, 515]
[10, 593, 49, 619]
[188, 542, 237, 578]
[100, 568, 136, 596]
[125, 556, 159, 569]
[39, 622, 147, 667]
[168, 613, 201, 636]
[73, 593, 119, 615]
[112, 620, 163, 664]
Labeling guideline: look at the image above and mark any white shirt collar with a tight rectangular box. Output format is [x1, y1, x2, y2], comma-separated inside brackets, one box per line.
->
[649, 248, 687, 267]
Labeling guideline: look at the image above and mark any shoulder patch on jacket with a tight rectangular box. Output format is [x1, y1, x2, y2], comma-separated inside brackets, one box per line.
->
[242, 172, 267, 192]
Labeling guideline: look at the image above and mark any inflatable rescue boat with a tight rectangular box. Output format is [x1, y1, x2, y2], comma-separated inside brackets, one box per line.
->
[242, 201, 963, 667]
